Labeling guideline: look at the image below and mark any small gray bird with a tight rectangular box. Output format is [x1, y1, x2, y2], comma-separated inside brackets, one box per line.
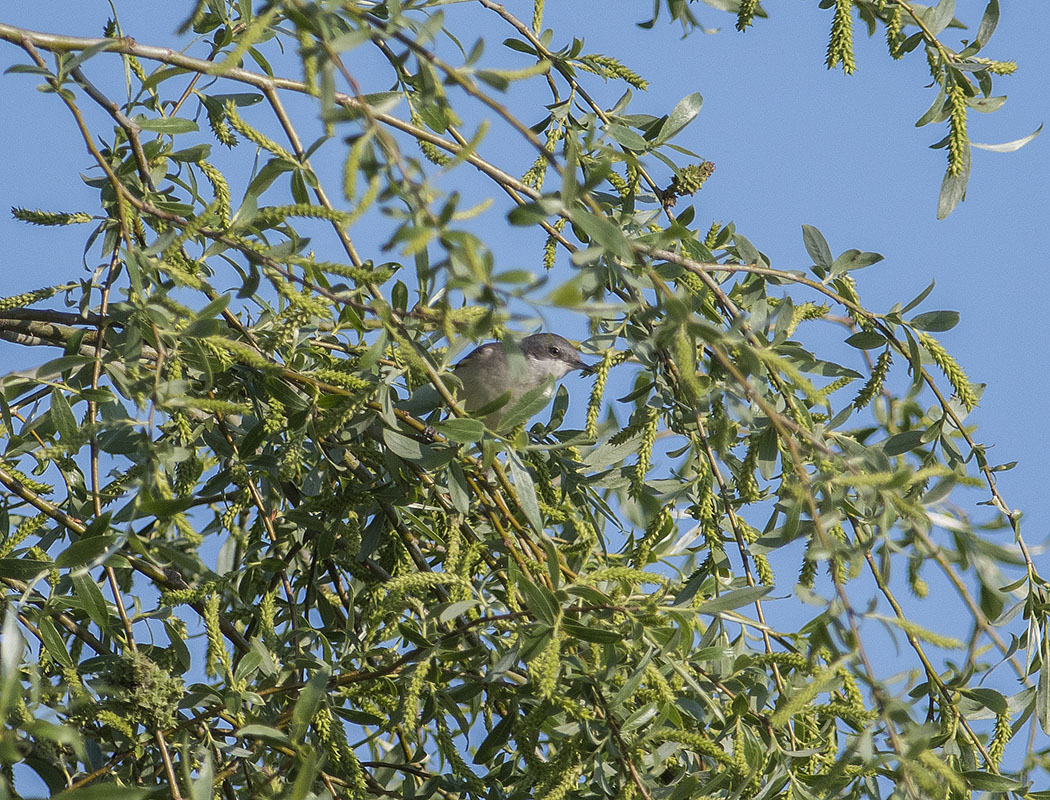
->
[453, 333, 589, 429]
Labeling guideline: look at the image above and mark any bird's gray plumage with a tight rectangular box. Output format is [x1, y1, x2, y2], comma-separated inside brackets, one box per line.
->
[453, 333, 589, 428]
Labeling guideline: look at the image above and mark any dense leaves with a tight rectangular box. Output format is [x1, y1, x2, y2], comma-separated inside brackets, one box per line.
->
[0, 2, 1045, 800]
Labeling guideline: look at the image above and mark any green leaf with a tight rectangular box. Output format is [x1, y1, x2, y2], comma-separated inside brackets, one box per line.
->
[844, 331, 886, 350]
[133, 114, 199, 134]
[976, 0, 999, 45]
[434, 417, 485, 444]
[801, 224, 832, 269]
[55, 535, 118, 569]
[573, 212, 635, 261]
[606, 123, 649, 151]
[236, 724, 291, 746]
[507, 450, 543, 532]
[170, 144, 212, 162]
[72, 573, 110, 630]
[883, 430, 925, 456]
[563, 620, 623, 644]
[50, 389, 77, 441]
[831, 249, 883, 274]
[900, 279, 936, 313]
[972, 123, 1042, 153]
[189, 752, 215, 800]
[0, 559, 53, 580]
[909, 310, 959, 331]
[962, 771, 1021, 792]
[1038, 627, 1050, 734]
[929, 0, 957, 35]
[383, 429, 425, 461]
[612, 650, 653, 705]
[290, 748, 320, 800]
[497, 380, 556, 431]
[53, 787, 150, 800]
[655, 92, 703, 143]
[292, 665, 330, 743]
[915, 85, 949, 128]
[693, 586, 771, 615]
[474, 709, 516, 764]
[517, 574, 559, 626]
[37, 616, 74, 669]
[937, 145, 971, 219]
[960, 687, 1007, 714]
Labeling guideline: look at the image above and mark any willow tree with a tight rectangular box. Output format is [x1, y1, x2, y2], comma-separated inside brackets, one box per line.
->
[0, 2, 1044, 799]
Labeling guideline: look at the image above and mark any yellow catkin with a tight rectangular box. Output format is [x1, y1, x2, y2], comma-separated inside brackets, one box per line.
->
[630, 405, 659, 498]
[917, 331, 979, 410]
[736, 0, 758, 30]
[585, 350, 630, 438]
[826, 0, 857, 74]
[203, 591, 231, 679]
[946, 82, 969, 177]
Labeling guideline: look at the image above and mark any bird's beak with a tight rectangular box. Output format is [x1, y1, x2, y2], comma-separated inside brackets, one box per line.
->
[577, 357, 594, 376]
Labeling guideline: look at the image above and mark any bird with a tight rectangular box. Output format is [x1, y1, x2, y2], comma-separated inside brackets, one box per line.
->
[452, 333, 590, 429]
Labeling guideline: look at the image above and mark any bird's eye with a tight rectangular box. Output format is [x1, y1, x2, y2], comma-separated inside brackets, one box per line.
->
[548, 346, 561, 356]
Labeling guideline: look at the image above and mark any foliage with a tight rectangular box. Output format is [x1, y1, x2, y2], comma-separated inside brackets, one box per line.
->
[0, 2, 1045, 799]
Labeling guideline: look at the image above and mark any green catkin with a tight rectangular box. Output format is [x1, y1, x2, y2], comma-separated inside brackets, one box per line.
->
[885, 5, 904, 58]
[787, 302, 829, 336]
[258, 587, 280, 652]
[946, 82, 969, 177]
[826, 0, 857, 75]
[531, 0, 545, 33]
[917, 331, 979, 410]
[531, 627, 562, 700]
[223, 101, 298, 163]
[203, 591, 231, 679]
[577, 54, 649, 90]
[987, 711, 1012, 769]
[668, 162, 715, 198]
[736, 0, 758, 31]
[819, 375, 855, 397]
[972, 56, 1017, 75]
[853, 348, 892, 409]
[436, 717, 486, 794]
[203, 99, 237, 147]
[1, 465, 52, 495]
[0, 285, 62, 311]
[630, 405, 659, 498]
[737, 439, 760, 503]
[286, 255, 394, 285]
[411, 111, 451, 166]
[401, 652, 434, 721]
[752, 651, 810, 674]
[26, 546, 58, 587]
[585, 350, 630, 438]
[834, 274, 873, 331]
[11, 208, 92, 226]
[633, 508, 673, 566]
[543, 217, 567, 270]
[703, 221, 722, 249]
[907, 553, 929, 598]
[926, 46, 941, 80]
[0, 514, 47, 558]
[522, 124, 563, 189]
[656, 729, 736, 768]
[827, 524, 848, 586]
[256, 203, 349, 228]
[197, 161, 231, 226]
